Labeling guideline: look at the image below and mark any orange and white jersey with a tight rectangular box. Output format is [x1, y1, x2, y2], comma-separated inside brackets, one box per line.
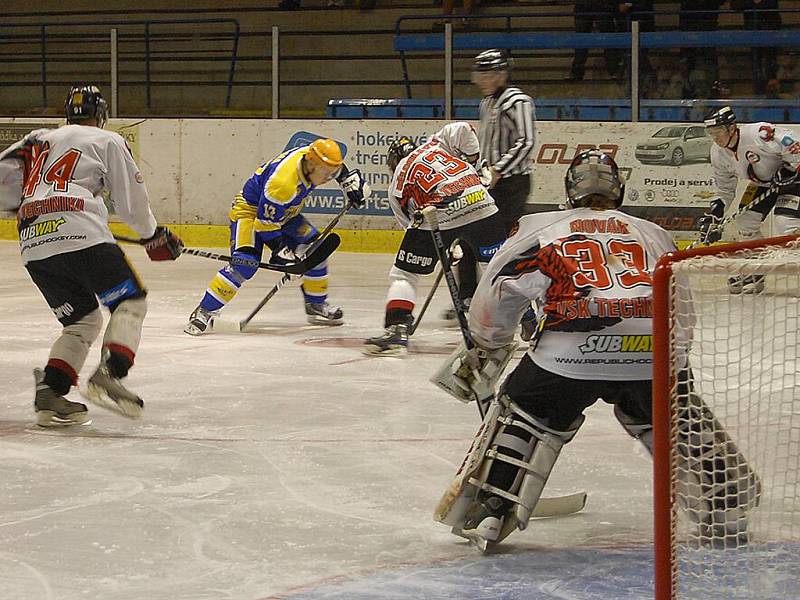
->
[712, 122, 800, 208]
[388, 139, 497, 231]
[0, 124, 157, 264]
[469, 207, 677, 381]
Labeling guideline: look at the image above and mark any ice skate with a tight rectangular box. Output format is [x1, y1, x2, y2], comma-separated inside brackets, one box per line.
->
[184, 305, 217, 335]
[33, 368, 91, 427]
[82, 363, 144, 419]
[727, 274, 765, 294]
[363, 323, 409, 356]
[305, 301, 343, 325]
[457, 496, 506, 552]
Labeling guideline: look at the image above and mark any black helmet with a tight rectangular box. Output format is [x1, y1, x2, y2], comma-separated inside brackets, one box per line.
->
[703, 105, 736, 128]
[387, 136, 417, 174]
[65, 85, 108, 128]
[564, 149, 625, 209]
[472, 48, 512, 72]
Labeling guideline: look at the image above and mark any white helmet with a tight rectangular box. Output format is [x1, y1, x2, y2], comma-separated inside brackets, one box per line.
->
[564, 149, 625, 208]
[431, 122, 480, 164]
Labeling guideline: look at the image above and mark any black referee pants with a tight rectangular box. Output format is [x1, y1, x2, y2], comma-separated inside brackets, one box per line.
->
[457, 173, 531, 301]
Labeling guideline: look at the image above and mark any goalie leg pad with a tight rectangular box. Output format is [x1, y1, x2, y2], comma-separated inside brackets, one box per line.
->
[614, 402, 654, 455]
[435, 400, 503, 527]
[435, 395, 582, 540]
[674, 392, 762, 544]
[510, 403, 583, 529]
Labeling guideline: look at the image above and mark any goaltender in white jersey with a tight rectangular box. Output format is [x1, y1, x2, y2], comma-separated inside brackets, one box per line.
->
[432, 150, 682, 550]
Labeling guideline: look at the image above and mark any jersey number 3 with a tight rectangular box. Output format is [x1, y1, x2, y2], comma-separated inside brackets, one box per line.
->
[407, 148, 469, 193]
[561, 238, 651, 290]
[22, 146, 83, 198]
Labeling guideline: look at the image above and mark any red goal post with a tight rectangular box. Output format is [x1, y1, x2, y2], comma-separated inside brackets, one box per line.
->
[652, 234, 800, 600]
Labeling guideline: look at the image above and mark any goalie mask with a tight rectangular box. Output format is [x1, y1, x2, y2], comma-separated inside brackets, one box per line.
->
[387, 136, 417, 174]
[564, 149, 625, 209]
[65, 85, 108, 129]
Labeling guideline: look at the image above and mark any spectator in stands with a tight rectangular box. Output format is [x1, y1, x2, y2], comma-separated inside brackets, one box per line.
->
[732, 0, 782, 95]
[434, 0, 478, 31]
[570, 0, 622, 82]
[678, 0, 725, 98]
[617, 0, 655, 92]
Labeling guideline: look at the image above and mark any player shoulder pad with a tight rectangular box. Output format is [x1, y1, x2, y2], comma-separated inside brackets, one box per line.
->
[265, 162, 300, 205]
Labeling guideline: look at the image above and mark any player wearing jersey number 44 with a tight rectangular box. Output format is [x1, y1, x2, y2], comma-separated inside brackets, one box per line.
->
[0, 85, 183, 427]
[432, 150, 681, 551]
[363, 123, 507, 355]
[184, 138, 368, 335]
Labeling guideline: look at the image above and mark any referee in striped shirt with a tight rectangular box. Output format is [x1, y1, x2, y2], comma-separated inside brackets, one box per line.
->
[451, 48, 535, 315]
[473, 48, 536, 231]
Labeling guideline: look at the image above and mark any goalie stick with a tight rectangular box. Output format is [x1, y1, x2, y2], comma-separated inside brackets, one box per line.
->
[115, 233, 341, 276]
[420, 206, 490, 417]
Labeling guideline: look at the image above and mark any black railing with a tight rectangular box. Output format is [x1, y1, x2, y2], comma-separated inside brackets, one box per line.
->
[0, 18, 241, 110]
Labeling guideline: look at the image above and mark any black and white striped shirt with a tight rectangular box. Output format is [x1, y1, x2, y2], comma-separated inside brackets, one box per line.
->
[478, 86, 536, 177]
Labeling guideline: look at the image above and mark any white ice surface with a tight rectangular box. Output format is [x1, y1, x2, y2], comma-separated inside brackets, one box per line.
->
[0, 241, 657, 600]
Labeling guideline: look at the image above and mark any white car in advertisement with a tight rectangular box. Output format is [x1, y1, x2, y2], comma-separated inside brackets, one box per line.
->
[635, 125, 712, 166]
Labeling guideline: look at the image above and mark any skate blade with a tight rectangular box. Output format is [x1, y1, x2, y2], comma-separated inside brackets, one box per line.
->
[36, 411, 92, 428]
[451, 528, 494, 553]
[362, 345, 408, 357]
[306, 316, 344, 326]
[81, 385, 144, 419]
[184, 321, 211, 336]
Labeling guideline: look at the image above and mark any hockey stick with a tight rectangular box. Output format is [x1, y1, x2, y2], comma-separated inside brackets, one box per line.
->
[236, 201, 354, 332]
[115, 233, 341, 276]
[532, 491, 588, 518]
[420, 206, 492, 418]
[688, 181, 779, 250]
[409, 239, 463, 336]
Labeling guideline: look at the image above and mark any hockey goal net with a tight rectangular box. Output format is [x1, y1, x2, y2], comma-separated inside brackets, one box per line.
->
[652, 234, 800, 600]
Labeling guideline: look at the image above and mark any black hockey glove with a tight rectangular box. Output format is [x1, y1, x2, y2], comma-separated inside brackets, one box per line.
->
[144, 226, 183, 261]
[698, 199, 725, 244]
[772, 166, 800, 189]
[337, 167, 370, 208]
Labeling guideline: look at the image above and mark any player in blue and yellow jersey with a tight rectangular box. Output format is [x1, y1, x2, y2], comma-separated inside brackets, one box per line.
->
[184, 138, 368, 334]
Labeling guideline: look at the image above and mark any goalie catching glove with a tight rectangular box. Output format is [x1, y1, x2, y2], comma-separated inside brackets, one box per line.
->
[143, 226, 183, 261]
[337, 167, 371, 208]
[698, 199, 725, 244]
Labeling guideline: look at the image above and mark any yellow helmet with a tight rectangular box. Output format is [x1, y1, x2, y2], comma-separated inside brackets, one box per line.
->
[307, 138, 344, 168]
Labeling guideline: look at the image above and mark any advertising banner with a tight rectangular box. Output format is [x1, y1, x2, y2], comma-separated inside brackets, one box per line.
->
[1, 117, 788, 241]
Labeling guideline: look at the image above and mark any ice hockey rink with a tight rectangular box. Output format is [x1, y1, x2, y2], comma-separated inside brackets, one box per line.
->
[0, 238, 794, 600]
